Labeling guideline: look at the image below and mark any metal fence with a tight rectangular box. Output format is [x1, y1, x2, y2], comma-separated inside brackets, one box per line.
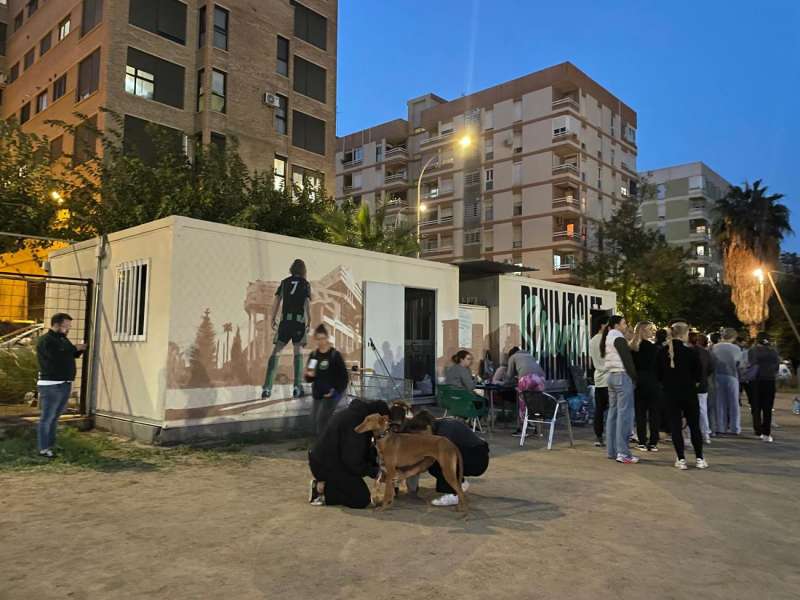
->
[0, 271, 92, 418]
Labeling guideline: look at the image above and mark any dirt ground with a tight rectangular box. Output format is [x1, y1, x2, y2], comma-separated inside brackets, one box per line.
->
[2, 394, 799, 600]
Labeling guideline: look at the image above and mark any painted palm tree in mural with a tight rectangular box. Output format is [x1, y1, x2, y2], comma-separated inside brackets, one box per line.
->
[712, 180, 792, 336]
[319, 202, 419, 257]
[222, 322, 233, 364]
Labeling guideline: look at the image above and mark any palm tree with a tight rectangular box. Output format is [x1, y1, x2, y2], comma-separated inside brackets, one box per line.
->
[318, 201, 419, 257]
[712, 180, 792, 336]
[222, 322, 233, 364]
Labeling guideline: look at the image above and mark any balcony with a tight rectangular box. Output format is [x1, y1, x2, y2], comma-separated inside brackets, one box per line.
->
[421, 215, 454, 228]
[620, 160, 637, 176]
[689, 204, 708, 218]
[341, 155, 363, 169]
[553, 230, 582, 243]
[552, 95, 580, 111]
[552, 196, 581, 212]
[552, 162, 579, 176]
[384, 146, 408, 163]
[552, 129, 579, 146]
[421, 129, 454, 147]
[423, 185, 454, 200]
[385, 195, 408, 209]
[689, 230, 711, 242]
[384, 171, 408, 187]
[425, 156, 455, 174]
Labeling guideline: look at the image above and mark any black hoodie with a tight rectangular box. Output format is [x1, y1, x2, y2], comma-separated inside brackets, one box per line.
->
[309, 399, 388, 479]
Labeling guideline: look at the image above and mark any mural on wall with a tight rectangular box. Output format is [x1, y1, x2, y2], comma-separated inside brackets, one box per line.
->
[519, 284, 608, 381]
[166, 262, 363, 399]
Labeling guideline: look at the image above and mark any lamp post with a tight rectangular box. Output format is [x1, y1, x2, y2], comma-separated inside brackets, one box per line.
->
[416, 134, 472, 259]
[754, 267, 766, 332]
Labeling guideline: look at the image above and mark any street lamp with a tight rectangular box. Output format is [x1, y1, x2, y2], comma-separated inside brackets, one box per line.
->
[416, 133, 472, 258]
[754, 267, 766, 332]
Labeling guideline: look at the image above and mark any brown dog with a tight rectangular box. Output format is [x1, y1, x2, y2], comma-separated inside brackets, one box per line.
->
[354, 413, 468, 513]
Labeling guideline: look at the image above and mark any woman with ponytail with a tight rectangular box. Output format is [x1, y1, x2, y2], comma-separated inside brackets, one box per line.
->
[602, 315, 640, 464]
[630, 321, 661, 452]
[656, 322, 708, 470]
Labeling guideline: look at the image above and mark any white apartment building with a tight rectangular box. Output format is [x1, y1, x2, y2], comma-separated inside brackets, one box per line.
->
[335, 62, 638, 281]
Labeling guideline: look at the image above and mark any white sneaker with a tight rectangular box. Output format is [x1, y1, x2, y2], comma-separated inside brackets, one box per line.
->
[674, 459, 688, 470]
[461, 480, 470, 492]
[431, 494, 459, 507]
[310, 495, 325, 506]
[38, 449, 54, 458]
[765, 435, 774, 443]
[696, 458, 709, 469]
[704, 436, 711, 444]
[759, 434, 766, 440]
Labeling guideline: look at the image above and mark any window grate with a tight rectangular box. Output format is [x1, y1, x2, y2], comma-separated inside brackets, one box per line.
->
[113, 260, 150, 342]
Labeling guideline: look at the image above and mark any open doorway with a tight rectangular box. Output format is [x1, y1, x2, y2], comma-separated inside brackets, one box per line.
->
[405, 287, 436, 398]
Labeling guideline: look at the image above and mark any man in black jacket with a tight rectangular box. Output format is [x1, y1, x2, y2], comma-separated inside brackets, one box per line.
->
[36, 313, 86, 458]
[307, 399, 390, 508]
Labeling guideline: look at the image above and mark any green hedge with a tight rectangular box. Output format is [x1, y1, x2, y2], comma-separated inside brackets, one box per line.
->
[0, 347, 38, 404]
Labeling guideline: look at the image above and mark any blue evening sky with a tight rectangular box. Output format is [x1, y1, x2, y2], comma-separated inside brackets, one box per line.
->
[337, 0, 799, 252]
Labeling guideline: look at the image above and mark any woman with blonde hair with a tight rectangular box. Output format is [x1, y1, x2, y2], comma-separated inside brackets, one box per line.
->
[656, 321, 708, 470]
[630, 321, 661, 451]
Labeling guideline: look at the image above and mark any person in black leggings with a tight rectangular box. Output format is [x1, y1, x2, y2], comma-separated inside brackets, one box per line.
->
[656, 322, 707, 470]
[588, 316, 610, 446]
[748, 332, 780, 442]
[631, 321, 661, 451]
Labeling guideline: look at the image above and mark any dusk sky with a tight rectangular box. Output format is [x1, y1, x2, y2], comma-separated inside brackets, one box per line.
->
[337, 0, 799, 252]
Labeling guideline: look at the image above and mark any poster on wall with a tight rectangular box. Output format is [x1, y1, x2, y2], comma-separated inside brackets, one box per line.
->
[458, 307, 473, 349]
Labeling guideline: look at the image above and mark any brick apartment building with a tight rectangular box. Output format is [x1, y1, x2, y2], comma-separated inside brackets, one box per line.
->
[335, 62, 638, 282]
[0, 0, 337, 189]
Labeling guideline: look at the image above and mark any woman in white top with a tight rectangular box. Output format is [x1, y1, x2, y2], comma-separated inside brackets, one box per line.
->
[600, 315, 639, 464]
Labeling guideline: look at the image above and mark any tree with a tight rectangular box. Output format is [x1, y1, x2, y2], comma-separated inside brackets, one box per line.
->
[0, 119, 71, 253]
[318, 201, 419, 257]
[229, 326, 249, 385]
[712, 180, 792, 336]
[767, 253, 800, 364]
[55, 111, 333, 242]
[187, 309, 217, 387]
[575, 187, 694, 326]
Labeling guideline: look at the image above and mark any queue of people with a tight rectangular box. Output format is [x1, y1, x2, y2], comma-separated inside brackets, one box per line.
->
[588, 316, 783, 470]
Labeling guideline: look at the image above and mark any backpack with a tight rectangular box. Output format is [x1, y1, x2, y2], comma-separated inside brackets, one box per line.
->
[517, 373, 546, 393]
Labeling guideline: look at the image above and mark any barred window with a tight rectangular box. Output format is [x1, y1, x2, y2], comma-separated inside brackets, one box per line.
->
[113, 260, 150, 341]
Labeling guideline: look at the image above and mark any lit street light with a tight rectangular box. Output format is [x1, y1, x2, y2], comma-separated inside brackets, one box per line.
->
[416, 133, 472, 258]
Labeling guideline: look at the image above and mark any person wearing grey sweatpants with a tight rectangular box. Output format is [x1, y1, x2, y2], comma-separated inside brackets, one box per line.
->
[711, 329, 742, 435]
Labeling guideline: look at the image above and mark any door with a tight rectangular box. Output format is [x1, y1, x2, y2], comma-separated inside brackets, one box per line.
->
[363, 282, 405, 378]
[405, 288, 436, 398]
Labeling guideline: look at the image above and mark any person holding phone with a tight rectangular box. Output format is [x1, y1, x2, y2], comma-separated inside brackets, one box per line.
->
[306, 324, 349, 436]
[36, 313, 87, 458]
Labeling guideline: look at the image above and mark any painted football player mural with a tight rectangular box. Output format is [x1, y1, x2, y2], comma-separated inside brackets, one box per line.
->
[262, 259, 312, 399]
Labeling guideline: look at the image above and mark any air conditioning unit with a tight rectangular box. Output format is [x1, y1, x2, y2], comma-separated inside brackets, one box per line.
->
[502, 137, 513, 147]
[263, 92, 281, 108]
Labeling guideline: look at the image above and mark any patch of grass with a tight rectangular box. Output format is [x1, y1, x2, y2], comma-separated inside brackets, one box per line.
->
[0, 426, 253, 473]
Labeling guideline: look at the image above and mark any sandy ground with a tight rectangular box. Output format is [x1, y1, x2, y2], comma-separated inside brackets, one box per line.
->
[2, 394, 799, 600]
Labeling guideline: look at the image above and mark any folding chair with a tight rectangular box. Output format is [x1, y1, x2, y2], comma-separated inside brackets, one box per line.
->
[437, 384, 489, 432]
[519, 391, 575, 449]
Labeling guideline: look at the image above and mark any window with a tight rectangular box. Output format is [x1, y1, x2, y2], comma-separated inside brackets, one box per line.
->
[198, 6, 206, 46]
[513, 99, 522, 122]
[484, 230, 494, 251]
[273, 155, 287, 190]
[210, 132, 226, 152]
[123, 115, 183, 163]
[213, 6, 229, 50]
[293, 56, 326, 102]
[77, 48, 101, 101]
[293, 1, 327, 49]
[20, 102, 31, 124]
[23, 48, 34, 70]
[483, 108, 494, 130]
[484, 138, 493, 160]
[50, 136, 64, 160]
[9, 62, 19, 83]
[1, 23, 6, 57]
[35, 90, 48, 113]
[484, 168, 494, 191]
[465, 229, 481, 245]
[126, 47, 185, 108]
[211, 69, 226, 112]
[513, 201, 523, 216]
[656, 183, 666, 200]
[292, 166, 323, 201]
[27, 0, 38, 17]
[73, 115, 98, 164]
[40, 32, 52, 56]
[689, 175, 704, 190]
[274, 94, 288, 134]
[696, 245, 706, 257]
[125, 65, 154, 99]
[464, 170, 480, 186]
[375, 144, 382, 162]
[129, 0, 187, 45]
[82, 0, 103, 35]
[113, 260, 150, 341]
[14, 11, 23, 31]
[696, 265, 706, 279]
[53, 74, 67, 100]
[553, 116, 569, 136]
[58, 16, 71, 41]
[276, 36, 289, 76]
[292, 110, 325, 155]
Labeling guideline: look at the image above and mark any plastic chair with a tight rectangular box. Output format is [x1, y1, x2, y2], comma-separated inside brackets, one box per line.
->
[519, 391, 575, 449]
[437, 384, 489, 431]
